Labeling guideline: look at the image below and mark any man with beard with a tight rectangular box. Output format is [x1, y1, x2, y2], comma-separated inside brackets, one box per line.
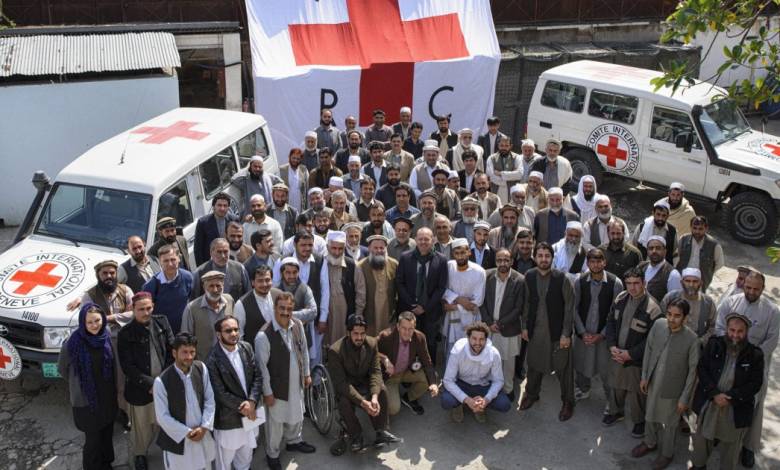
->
[392, 106, 413, 139]
[328, 190, 358, 231]
[582, 195, 629, 251]
[388, 217, 416, 261]
[311, 210, 332, 240]
[601, 220, 642, 283]
[572, 249, 623, 410]
[361, 201, 394, 245]
[632, 199, 678, 264]
[470, 173, 501, 221]
[81, 260, 134, 330]
[148, 217, 191, 271]
[410, 140, 450, 197]
[457, 150, 482, 195]
[480, 248, 524, 400]
[448, 171, 469, 200]
[309, 148, 343, 191]
[276, 257, 319, 364]
[529, 138, 574, 195]
[356, 179, 379, 222]
[470, 221, 495, 270]
[358, 235, 398, 336]
[181, 271, 235, 359]
[376, 164, 416, 211]
[363, 141, 390, 188]
[603, 267, 663, 438]
[279, 148, 308, 213]
[384, 134, 416, 182]
[302, 131, 319, 171]
[519, 139, 543, 182]
[520, 243, 576, 421]
[488, 204, 521, 252]
[452, 198, 480, 245]
[226, 222, 253, 264]
[715, 271, 779, 468]
[568, 175, 601, 222]
[449, 128, 484, 172]
[524, 171, 548, 213]
[534, 187, 579, 245]
[718, 265, 756, 308]
[512, 229, 536, 275]
[302, 187, 332, 221]
[119, 292, 174, 470]
[335, 132, 370, 174]
[433, 217, 455, 259]
[280, 214, 326, 258]
[267, 183, 298, 240]
[430, 168, 461, 221]
[660, 268, 717, 344]
[384, 185, 420, 224]
[119, 236, 161, 294]
[338, 115, 365, 150]
[411, 191, 446, 237]
[486, 136, 524, 204]
[637, 236, 681, 303]
[675, 216, 724, 291]
[662, 182, 696, 237]
[403, 121, 425, 160]
[341, 156, 366, 203]
[430, 114, 458, 159]
[343, 223, 368, 261]
[315, 108, 341, 154]
[477, 116, 507, 157]
[191, 238, 250, 303]
[442, 239, 487, 360]
[143, 245, 194, 334]
[364, 109, 394, 149]
[690, 313, 764, 470]
[242, 194, 284, 255]
[231, 155, 281, 218]
[318, 231, 366, 346]
[328, 175, 356, 206]
[552, 221, 588, 279]
[235, 265, 281, 344]
[487, 184, 534, 229]
[632, 299, 699, 469]
[194, 192, 239, 266]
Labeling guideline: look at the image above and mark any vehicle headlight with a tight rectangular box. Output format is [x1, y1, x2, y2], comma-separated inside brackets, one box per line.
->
[43, 327, 76, 349]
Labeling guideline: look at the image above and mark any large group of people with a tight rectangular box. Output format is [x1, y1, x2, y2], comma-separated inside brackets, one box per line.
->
[57, 108, 778, 470]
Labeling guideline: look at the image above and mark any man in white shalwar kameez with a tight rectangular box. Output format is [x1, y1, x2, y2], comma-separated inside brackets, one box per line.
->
[442, 239, 486, 363]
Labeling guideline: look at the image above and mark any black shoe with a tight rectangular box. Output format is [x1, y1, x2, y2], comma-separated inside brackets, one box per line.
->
[286, 441, 316, 453]
[506, 391, 516, 403]
[265, 455, 282, 470]
[631, 422, 645, 438]
[374, 430, 402, 448]
[741, 447, 755, 468]
[329, 437, 347, 457]
[400, 394, 425, 415]
[602, 413, 624, 427]
[133, 456, 147, 470]
[349, 436, 367, 453]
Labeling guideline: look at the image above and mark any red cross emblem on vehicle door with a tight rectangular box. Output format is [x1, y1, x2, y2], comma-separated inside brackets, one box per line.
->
[131, 121, 210, 144]
[9, 262, 62, 295]
[287, 0, 470, 125]
[597, 136, 628, 167]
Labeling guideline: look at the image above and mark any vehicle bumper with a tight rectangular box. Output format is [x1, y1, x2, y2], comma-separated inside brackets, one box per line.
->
[17, 346, 62, 377]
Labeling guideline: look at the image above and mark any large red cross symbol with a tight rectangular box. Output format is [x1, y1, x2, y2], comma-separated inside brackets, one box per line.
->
[131, 121, 209, 144]
[288, 0, 469, 125]
[9, 262, 62, 295]
[763, 143, 780, 156]
[0, 346, 11, 369]
[597, 136, 628, 167]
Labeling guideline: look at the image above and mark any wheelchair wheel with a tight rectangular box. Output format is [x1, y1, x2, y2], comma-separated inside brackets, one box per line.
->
[306, 363, 335, 435]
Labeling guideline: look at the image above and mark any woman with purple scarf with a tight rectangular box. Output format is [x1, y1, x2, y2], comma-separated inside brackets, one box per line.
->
[58, 303, 118, 470]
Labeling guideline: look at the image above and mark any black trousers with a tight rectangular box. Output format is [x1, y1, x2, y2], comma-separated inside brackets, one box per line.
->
[338, 388, 389, 439]
[82, 422, 115, 470]
[415, 311, 440, 365]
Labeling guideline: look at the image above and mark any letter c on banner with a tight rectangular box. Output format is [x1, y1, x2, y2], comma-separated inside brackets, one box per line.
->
[320, 89, 338, 110]
[428, 86, 454, 120]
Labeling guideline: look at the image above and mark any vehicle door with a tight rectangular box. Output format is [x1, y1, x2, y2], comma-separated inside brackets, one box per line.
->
[641, 105, 707, 194]
[196, 146, 241, 216]
[155, 176, 199, 268]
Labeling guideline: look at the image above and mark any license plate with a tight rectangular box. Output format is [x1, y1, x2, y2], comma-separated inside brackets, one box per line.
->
[42, 362, 61, 378]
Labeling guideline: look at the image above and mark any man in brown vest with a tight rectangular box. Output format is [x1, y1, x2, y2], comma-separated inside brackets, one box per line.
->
[255, 293, 315, 470]
[359, 235, 398, 336]
[180, 271, 235, 360]
[675, 216, 724, 290]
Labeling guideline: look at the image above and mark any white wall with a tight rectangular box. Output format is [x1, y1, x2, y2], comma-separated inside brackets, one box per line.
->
[0, 75, 179, 226]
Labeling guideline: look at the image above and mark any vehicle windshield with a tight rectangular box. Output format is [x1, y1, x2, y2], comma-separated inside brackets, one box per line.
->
[699, 98, 752, 146]
[35, 183, 152, 249]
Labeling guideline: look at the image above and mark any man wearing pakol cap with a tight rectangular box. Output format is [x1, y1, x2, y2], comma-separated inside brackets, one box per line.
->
[149, 216, 191, 271]
[529, 138, 574, 195]
[302, 131, 319, 171]
[342, 154, 369, 197]
[120, 235, 161, 294]
[410, 191, 447, 237]
[181, 270, 235, 360]
[488, 204, 522, 252]
[487, 184, 534, 230]
[660, 268, 717, 344]
[486, 135, 524, 204]
[533, 187, 579, 245]
[242, 194, 283, 256]
[447, 170, 469, 200]
[315, 108, 341, 154]
[191, 238, 250, 303]
[430, 168, 461, 220]
[552, 221, 588, 279]
[470, 221, 495, 270]
[637, 236, 681, 303]
[470, 173, 502, 221]
[365, 109, 394, 149]
[568, 175, 601, 222]
[78, 260, 134, 332]
[631, 199, 678, 265]
[477, 116, 506, 156]
[335, 130, 370, 174]
[518, 139, 543, 183]
[392, 106, 413, 140]
[384, 185, 420, 224]
[358, 235, 398, 336]
[318, 231, 366, 346]
[442, 239, 487, 362]
[376, 163, 416, 211]
[457, 149, 483, 195]
[714, 270, 779, 468]
[449, 128, 485, 172]
[384, 134, 416, 183]
[279, 148, 308, 213]
[363, 141, 391, 187]
[388, 217, 416, 261]
[230, 155, 281, 218]
[309, 148, 343, 191]
[267, 183, 299, 240]
[524, 171, 548, 213]
[690, 313, 764, 470]
[582, 195, 629, 251]
[452, 198, 480, 245]
[675, 216, 724, 291]
[662, 182, 696, 237]
[410, 140, 450, 197]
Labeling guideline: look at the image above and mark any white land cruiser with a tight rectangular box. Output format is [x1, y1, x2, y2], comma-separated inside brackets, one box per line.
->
[527, 60, 780, 245]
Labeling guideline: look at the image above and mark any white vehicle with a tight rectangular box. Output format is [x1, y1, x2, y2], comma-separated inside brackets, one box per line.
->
[0, 107, 278, 378]
[527, 60, 780, 245]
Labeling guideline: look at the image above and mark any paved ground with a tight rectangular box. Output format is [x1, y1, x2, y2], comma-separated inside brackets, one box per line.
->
[1, 118, 779, 469]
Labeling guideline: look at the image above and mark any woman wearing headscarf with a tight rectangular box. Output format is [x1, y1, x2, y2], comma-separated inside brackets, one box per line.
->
[57, 303, 118, 470]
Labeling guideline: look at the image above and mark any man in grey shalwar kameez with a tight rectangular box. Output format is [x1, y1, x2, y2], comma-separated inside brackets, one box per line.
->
[660, 268, 717, 345]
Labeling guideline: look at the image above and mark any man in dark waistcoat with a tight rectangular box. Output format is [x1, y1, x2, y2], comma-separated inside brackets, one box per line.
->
[119, 235, 161, 293]
[148, 216, 191, 271]
[675, 215, 724, 290]
[234, 265, 281, 346]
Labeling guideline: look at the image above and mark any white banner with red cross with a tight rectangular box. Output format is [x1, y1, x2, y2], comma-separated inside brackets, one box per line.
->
[245, 0, 501, 159]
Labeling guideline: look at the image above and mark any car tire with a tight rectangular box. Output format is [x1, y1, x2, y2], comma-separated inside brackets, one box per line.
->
[726, 191, 778, 245]
[565, 148, 604, 187]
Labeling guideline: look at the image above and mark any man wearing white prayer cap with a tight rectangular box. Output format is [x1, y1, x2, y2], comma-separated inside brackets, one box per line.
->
[659, 267, 717, 343]
[450, 128, 485, 172]
[334, 129, 370, 173]
[631, 199, 678, 264]
[637, 235, 681, 303]
[487, 183, 535, 229]
[661, 181, 697, 236]
[230, 152, 282, 218]
[302, 131, 320, 170]
[533, 186, 579, 245]
[341, 154, 368, 198]
[524, 170, 548, 213]
[392, 106, 413, 140]
[319, 230, 367, 346]
[552, 220, 588, 278]
[528, 137, 573, 195]
[582, 195, 630, 251]
[410, 140, 450, 197]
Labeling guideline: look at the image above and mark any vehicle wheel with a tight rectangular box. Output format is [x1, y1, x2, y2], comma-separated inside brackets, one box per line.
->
[726, 191, 778, 245]
[565, 148, 604, 187]
[306, 364, 335, 435]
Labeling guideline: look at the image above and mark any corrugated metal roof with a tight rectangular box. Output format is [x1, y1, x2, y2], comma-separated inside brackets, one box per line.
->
[0, 32, 181, 77]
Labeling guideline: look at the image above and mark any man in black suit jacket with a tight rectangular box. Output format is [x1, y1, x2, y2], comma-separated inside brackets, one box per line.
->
[430, 114, 458, 161]
[477, 116, 507, 156]
[395, 227, 448, 364]
[362, 141, 390, 187]
[469, 221, 496, 270]
[206, 316, 264, 470]
[194, 192, 239, 266]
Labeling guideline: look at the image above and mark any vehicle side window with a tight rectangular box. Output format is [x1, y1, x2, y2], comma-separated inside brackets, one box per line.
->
[157, 178, 194, 231]
[237, 127, 270, 168]
[540, 80, 586, 113]
[651, 107, 701, 148]
[588, 90, 639, 125]
[199, 147, 237, 198]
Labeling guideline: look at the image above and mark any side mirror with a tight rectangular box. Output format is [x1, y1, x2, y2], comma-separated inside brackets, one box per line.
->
[675, 132, 693, 153]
